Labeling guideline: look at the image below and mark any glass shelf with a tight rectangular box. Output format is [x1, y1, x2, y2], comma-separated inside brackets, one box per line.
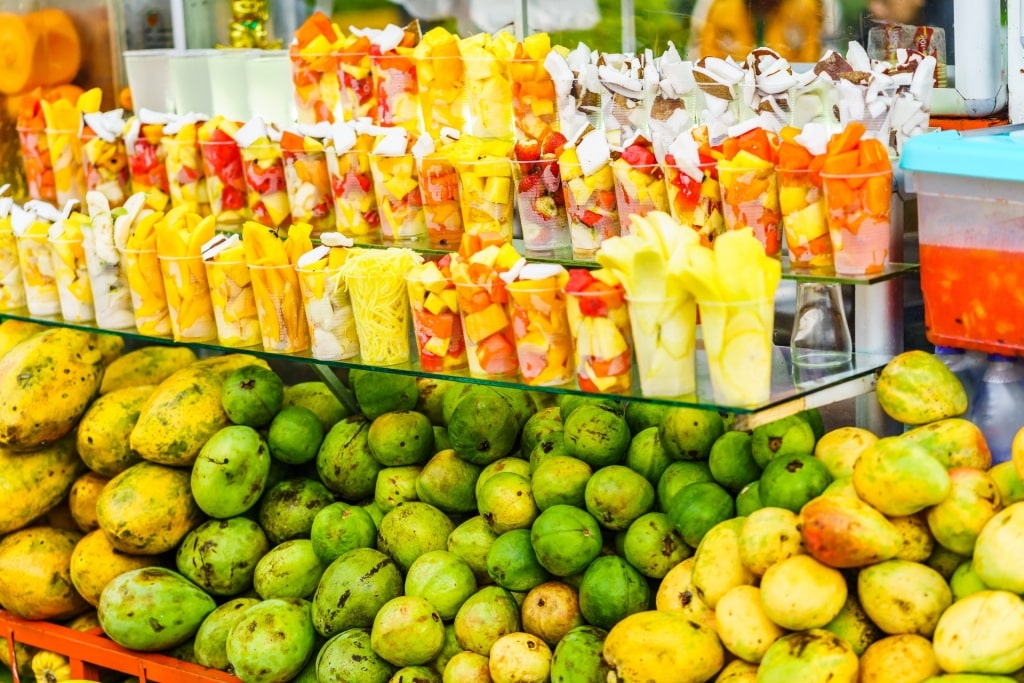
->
[333, 236, 919, 286]
[0, 307, 890, 426]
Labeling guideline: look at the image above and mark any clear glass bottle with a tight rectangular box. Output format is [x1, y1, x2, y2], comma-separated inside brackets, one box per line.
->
[790, 282, 853, 367]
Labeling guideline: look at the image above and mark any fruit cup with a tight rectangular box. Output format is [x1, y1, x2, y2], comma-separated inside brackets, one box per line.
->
[49, 235, 94, 322]
[406, 260, 468, 372]
[513, 158, 570, 254]
[454, 157, 515, 245]
[125, 121, 170, 210]
[123, 248, 171, 336]
[717, 161, 782, 258]
[611, 160, 669, 230]
[14, 218, 60, 317]
[560, 160, 620, 259]
[699, 297, 775, 406]
[626, 292, 697, 397]
[461, 43, 514, 139]
[506, 270, 574, 387]
[162, 134, 210, 215]
[335, 43, 376, 122]
[157, 254, 218, 342]
[81, 130, 131, 209]
[777, 168, 832, 269]
[454, 279, 518, 378]
[17, 126, 56, 202]
[282, 146, 335, 237]
[296, 262, 360, 361]
[662, 159, 723, 246]
[204, 256, 262, 348]
[507, 56, 559, 145]
[564, 270, 633, 394]
[240, 142, 292, 230]
[346, 271, 413, 366]
[290, 13, 342, 124]
[821, 167, 893, 276]
[418, 153, 463, 249]
[199, 136, 251, 226]
[81, 243, 135, 330]
[372, 53, 421, 132]
[0, 198, 27, 311]
[248, 262, 310, 353]
[369, 152, 426, 241]
[326, 147, 380, 240]
[45, 128, 86, 206]
[416, 54, 466, 140]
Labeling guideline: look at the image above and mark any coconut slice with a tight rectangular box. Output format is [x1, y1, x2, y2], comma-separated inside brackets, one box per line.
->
[372, 128, 409, 156]
[576, 129, 611, 177]
[234, 117, 270, 149]
[0, 196, 12, 220]
[201, 233, 232, 260]
[515, 263, 567, 281]
[297, 245, 331, 268]
[319, 232, 354, 248]
[24, 199, 62, 224]
[411, 133, 435, 163]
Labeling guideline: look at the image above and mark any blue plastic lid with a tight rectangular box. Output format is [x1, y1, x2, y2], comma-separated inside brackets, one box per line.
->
[900, 130, 1024, 183]
[934, 345, 965, 355]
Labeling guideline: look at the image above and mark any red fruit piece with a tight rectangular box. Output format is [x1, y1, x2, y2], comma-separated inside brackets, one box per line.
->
[515, 139, 541, 162]
[541, 131, 568, 157]
[620, 143, 656, 168]
[565, 268, 596, 293]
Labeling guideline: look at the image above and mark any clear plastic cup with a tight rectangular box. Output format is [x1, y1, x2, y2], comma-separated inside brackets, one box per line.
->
[453, 280, 518, 378]
[296, 265, 360, 361]
[418, 154, 463, 249]
[199, 138, 251, 226]
[124, 49, 175, 113]
[325, 147, 380, 240]
[126, 125, 170, 208]
[506, 56, 559, 144]
[45, 128, 86, 206]
[157, 253, 217, 342]
[371, 53, 421, 132]
[162, 137, 211, 215]
[565, 287, 633, 394]
[82, 244, 135, 330]
[626, 293, 697, 397]
[777, 167, 832, 270]
[248, 262, 310, 353]
[699, 297, 775, 406]
[513, 158, 570, 254]
[81, 132, 131, 209]
[463, 54, 513, 139]
[406, 271, 467, 372]
[15, 233, 60, 316]
[368, 153, 426, 241]
[507, 282, 574, 387]
[663, 159, 723, 247]
[346, 271, 412, 366]
[169, 49, 215, 117]
[612, 161, 669, 231]
[124, 248, 172, 336]
[240, 142, 292, 230]
[455, 157, 515, 244]
[49, 237, 94, 323]
[0, 228, 27, 311]
[207, 49, 254, 122]
[246, 50, 296, 127]
[821, 168, 894, 276]
[17, 125, 56, 202]
[282, 148, 335, 237]
[560, 161, 620, 259]
[416, 54, 466, 139]
[334, 50, 376, 123]
[290, 49, 341, 124]
[717, 162, 782, 258]
[204, 259, 262, 348]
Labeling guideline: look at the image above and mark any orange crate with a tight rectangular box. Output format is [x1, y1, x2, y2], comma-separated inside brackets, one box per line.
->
[0, 610, 240, 683]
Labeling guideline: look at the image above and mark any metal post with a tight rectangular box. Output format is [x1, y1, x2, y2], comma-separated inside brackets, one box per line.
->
[621, 0, 636, 54]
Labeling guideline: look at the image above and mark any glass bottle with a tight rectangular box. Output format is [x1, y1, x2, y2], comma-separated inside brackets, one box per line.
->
[790, 282, 852, 367]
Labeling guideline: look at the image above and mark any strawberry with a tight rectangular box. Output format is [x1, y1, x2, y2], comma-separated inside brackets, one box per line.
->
[620, 143, 656, 168]
[565, 268, 596, 293]
[517, 172, 540, 194]
[541, 131, 568, 157]
[515, 139, 541, 162]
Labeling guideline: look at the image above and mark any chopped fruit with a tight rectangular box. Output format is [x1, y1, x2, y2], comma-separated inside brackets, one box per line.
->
[514, 139, 541, 162]
[564, 268, 632, 393]
[541, 131, 568, 157]
[407, 259, 468, 372]
[507, 265, 574, 387]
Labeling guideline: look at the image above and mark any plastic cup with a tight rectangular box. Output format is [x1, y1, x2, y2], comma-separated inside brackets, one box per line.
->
[291, 49, 341, 124]
[247, 50, 296, 127]
[513, 158, 570, 254]
[560, 161, 620, 259]
[0, 228, 25, 311]
[123, 248, 172, 336]
[463, 55, 513, 139]
[169, 50, 215, 117]
[157, 254, 217, 342]
[368, 153, 426, 241]
[248, 263, 310, 353]
[699, 297, 775, 406]
[612, 161, 669, 231]
[126, 126, 170, 207]
[453, 280, 518, 378]
[717, 162, 782, 257]
[82, 244, 135, 330]
[207, 49, 254, 122]
[325, 147, 380, 240]
[565, 288, 633, 394]
[507, 282, 574, 387]
[417, 54, 467, 139]
[81, 132, 131, 209]
[418, 154, 463, 249]
[506, 56, 559, 144]
[45, 128, 86, 206]
[346, 271, 411, 366]
[15, 234, 60, 316]
[204, 259, 262, 348]
[17, 126, 56, 202]
[821, 168, 894, 276]
[282, 148, 335, 236]
[296, 265, 360, 361]
[663, 159, 723, 246]
[162, 136, 210, 214]
[455, 157, 516, 244]
[777, 168, 832, 270]
[371, 53, 421, 132]
[334, 50, 376, 123]
[626, 293, 697, 397]
[199, 138, 251, 226]
[123, 49, 175, 113]
[49, 237, 94, 323]
[240, 142, 292, 229]
[406, 272, 468, 372]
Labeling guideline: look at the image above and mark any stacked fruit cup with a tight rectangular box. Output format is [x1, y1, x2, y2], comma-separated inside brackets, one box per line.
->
[334, 32, 377, 122]
[243, 221, 312, 353]
[559, 129, 620, 259]
[369, 129, 427, 241]
[506, 264, 575, 387]
[41, 91, 94, 206]
[0, 189, 27, 310]
[202, 233, 263, 348]
[507, 34, 560, 148]
[417, 143, 464, 249]
[162, 118, 211, 215]
[325, 124, 381, 240]
[280, 128, 336, 237]
[12, 202, 60, 316]
[663, 161, 723, 247]
[371, 38, 422, 133]
[199, 117, 251, 227]
[564, 268, 633, 393]
[155, 211, 218, 342]
[123, 205, 172, 337]
[81, 191, 137, 330]
[460, 32, 515, 139]
[16, 90, 56, 202]
[716, 126, 783, 258]
[124, 115, 171, 211]
[449, 243, 524, 378]
[80, 111, 131, 209]
[340, 246, 423, 366]
[455, 153, 516, 246]
[611, 138, 670, 231]
[290, 12, 343, 123]
[295, 235, 361, 361]
[48, 210, 94, 322]
[414, 27, 466, 140]
[406, 254, 468, 372]
[235, 119, 293, 231]
[776, 128, 832, 269]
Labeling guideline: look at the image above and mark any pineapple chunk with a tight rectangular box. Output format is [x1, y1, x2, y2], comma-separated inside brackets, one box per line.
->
[424, 292, 449, 315]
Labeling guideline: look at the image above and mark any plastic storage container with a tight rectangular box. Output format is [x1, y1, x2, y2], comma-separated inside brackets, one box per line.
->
[901, 131, 1024, 355]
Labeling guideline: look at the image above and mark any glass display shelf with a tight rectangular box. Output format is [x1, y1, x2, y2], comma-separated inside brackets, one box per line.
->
[0, 307, 889, 429]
